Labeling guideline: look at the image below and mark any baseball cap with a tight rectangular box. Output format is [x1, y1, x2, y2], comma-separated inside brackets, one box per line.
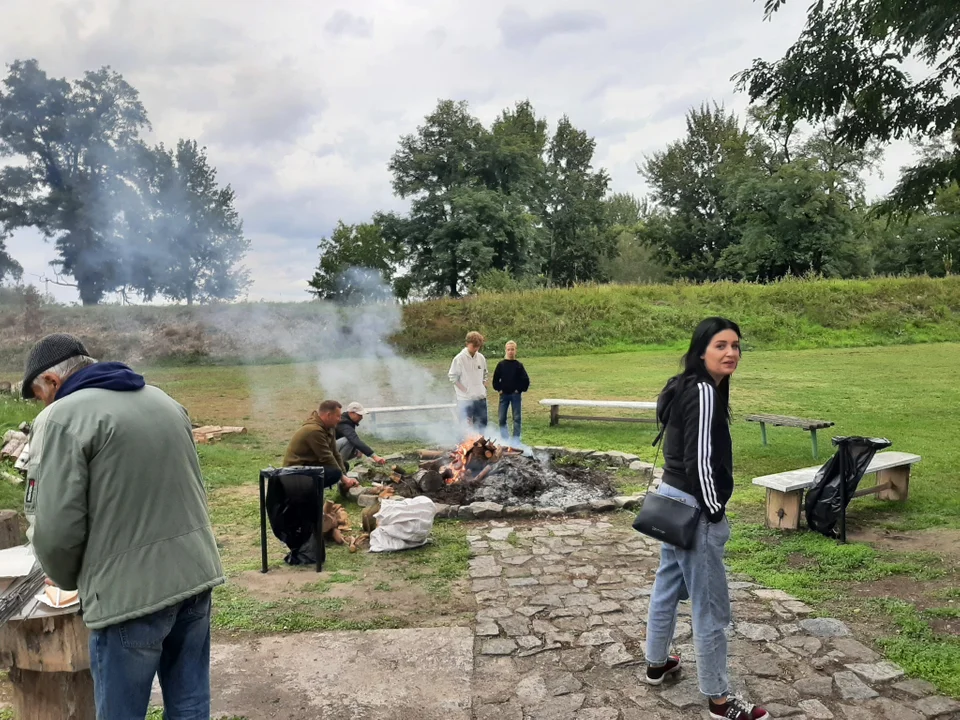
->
[345, 402, 366, 416]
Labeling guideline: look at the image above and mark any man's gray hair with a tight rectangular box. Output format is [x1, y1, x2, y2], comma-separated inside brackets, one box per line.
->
[32, 355, 98, 392]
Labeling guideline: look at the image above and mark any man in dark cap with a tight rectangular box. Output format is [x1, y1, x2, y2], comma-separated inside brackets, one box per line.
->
[22, 333, 224, 719]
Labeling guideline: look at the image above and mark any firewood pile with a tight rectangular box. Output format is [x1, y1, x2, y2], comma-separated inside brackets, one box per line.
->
[191, 425, 247, 444]
[1, 423, 31, 478]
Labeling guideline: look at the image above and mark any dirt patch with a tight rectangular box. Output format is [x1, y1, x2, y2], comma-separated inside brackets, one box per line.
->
[211, 484, 475, 634]
[841, 527, 960, 638]
[231, 564, 474, 629]
[849, 526, 960, 563]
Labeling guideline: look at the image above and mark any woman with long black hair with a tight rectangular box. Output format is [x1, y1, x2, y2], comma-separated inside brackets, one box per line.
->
[643, 317, 769, 720]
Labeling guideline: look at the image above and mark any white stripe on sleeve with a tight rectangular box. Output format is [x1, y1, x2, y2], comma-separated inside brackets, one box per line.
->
[697, 382, 721, 514]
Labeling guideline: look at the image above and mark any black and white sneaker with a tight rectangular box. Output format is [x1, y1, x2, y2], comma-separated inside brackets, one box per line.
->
[708, 694, 771, 720]
[645, 655, 682, 685]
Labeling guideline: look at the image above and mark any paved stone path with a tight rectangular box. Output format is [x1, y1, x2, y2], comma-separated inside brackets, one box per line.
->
[467, 517, 960, 720]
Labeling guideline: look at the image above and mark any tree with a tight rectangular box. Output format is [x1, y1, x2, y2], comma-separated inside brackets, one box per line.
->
[145, 140, 249, 304]
[0, 59, 151, 304]
[640, 104, 757, 280]
[719, 158, 866, 279]
[736, 0, 960, 210]
[598, 194, 667, 284]
[0, 238, 21, 283]
[387, 100, 493, 297]
[871, 183, 960, 275]
[387, 99, 551, 297]
[308, 220, 402, 302]
[540, 116, 611, 285]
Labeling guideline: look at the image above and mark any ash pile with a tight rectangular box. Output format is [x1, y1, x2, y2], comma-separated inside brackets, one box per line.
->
[393, 437, 615, 508]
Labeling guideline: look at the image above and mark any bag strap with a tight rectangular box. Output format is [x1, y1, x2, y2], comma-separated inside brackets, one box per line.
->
[643, 426, 664, 492]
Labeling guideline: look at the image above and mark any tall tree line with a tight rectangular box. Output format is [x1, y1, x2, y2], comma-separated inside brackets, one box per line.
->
[310, 100, 627, 301]
[312, 0, 960, 300]
[0, 59, 249, 304]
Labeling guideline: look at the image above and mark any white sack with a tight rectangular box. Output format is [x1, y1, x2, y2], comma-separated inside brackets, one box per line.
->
[369, 496, 437, 553]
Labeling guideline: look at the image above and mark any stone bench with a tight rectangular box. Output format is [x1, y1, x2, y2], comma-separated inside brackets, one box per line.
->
[745, 413, 835, 459]
[365, 404, 458, 433]
[539, 399, 657, 427]
[752, 450, 922, 530]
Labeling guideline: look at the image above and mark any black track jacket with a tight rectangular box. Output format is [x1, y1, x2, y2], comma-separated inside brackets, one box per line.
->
[659, 374, 733, 523]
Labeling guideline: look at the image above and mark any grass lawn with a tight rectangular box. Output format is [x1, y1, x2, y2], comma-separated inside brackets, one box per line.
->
[1, 341, 958, 697]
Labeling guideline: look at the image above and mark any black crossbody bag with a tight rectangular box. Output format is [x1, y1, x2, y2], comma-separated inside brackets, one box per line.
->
[632, 420, 701, 550]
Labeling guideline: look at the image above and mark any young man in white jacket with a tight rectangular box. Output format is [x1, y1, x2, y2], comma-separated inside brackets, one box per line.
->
[448, 331, 489, 435]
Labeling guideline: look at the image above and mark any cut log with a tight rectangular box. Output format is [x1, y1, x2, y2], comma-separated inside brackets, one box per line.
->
[0, 612, 94, 720]
[9, 667, 95, 720]
[414, 470, 444, 493]
[418, 449, 444, 459]
[1, 432, 27, 460]
[0, 510, 22, 549]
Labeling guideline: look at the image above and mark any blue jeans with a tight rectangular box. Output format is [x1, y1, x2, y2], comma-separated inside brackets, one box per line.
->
[645, 483, 732, 699]
[459, 398, 488, 434]
[89, 590, 212, 720]
[498, 393, 522, 443]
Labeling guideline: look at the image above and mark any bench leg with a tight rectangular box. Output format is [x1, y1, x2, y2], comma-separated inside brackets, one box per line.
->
[876, 466, 911, 501]
[765, 488, 803, 531]
[550, 405, 559, 427]
[760, 422, 767, 446]
[810, 429, 819, 460]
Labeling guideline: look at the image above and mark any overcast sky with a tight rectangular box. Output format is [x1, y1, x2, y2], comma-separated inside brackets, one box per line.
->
[1, 0, 916, 304]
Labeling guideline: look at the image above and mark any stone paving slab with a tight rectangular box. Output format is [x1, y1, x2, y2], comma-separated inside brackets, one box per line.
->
[468, 518, 960, 720]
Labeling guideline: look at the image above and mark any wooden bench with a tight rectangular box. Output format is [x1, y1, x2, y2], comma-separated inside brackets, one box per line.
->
[745, 413, 835, 459]
[539, 399, 657, 427]
[752, 450, 922, 531]
[365, 404, 458, 433]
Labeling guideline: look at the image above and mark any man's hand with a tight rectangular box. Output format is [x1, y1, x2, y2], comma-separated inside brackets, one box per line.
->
[44, 577, 56, 587]
[372, 455, 387, 465]
[341, 477, 360, 489]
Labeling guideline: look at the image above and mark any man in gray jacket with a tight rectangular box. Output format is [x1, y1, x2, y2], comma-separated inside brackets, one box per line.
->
[22, 333, 224, 719]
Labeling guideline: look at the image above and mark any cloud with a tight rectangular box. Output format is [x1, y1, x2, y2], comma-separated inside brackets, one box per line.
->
[324, 10, 374, 39]
[498, 7, 606, 49]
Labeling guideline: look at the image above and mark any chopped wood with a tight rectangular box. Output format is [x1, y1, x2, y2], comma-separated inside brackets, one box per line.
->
[349, 534, 369, 553]
[191, 425, 247, 444]
[1, 432, 27, 461]
[418, 449, 444, 459]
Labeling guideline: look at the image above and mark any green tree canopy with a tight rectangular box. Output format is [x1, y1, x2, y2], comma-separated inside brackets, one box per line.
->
[736, 0, 960, 210]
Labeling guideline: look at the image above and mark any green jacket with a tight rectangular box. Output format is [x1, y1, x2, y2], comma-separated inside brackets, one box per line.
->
[26, 385, 224, 630]
[282, 415, 348, 475]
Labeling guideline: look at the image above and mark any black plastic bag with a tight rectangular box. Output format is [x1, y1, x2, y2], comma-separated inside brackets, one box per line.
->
[804, 436, 892, 538]
[263, 466, 325, 566]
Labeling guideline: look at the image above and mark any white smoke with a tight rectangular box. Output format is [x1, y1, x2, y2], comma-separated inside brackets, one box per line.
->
[201, 268, 464, 447]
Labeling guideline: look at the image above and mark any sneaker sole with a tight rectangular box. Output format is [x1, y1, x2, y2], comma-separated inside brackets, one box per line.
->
[645, 665, 682, 686]
[709, 711, 770, 720]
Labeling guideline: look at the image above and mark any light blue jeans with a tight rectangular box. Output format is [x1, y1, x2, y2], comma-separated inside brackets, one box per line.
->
[645, 482, 732, 699]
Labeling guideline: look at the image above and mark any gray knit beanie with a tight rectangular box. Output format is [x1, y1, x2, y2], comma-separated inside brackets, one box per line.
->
[22, 333, 89, 400]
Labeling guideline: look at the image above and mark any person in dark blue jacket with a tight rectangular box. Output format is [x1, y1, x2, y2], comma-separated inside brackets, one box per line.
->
[492, 341, 530, 445]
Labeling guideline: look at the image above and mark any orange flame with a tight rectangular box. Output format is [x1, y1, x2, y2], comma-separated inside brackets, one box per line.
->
[445, 434, 481, 484]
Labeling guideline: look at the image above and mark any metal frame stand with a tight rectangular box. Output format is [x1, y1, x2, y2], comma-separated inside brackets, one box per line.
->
[259, 468, 326, 573]
[837, 440, 848, 544]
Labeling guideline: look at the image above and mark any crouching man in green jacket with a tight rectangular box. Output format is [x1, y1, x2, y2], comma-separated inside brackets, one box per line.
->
[22, 333, 224, 720]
